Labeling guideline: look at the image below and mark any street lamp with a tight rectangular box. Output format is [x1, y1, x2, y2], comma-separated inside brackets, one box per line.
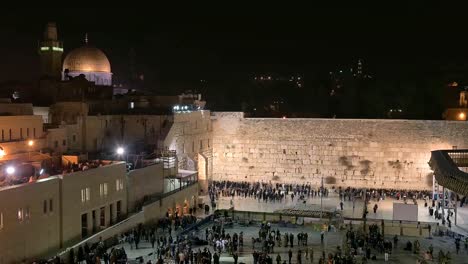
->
[116, 147, 127, 163]
[27, 140, 34, 160]
[6, 166, 15, 175]
[116, 147, 125, 155]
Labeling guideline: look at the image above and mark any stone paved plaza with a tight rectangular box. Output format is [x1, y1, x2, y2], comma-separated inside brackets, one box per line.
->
[109, 193, 468, 263]
[210, 192, 468, 236]
[113, 222, 467, 264]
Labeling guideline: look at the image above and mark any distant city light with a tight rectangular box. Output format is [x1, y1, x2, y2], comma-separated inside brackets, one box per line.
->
[6, 166, 15, 175]
[28, 140, 34, 146]
[459, 112, 466, 120]
[40, 47, 49, 51]
[116, 147, 125, 155]
[282, 116, 287, 119]
[52, 47, 63, 52]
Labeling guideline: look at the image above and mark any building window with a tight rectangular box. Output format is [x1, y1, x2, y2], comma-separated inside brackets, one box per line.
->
[9, 129, 11, 141]
[25, 207, 30, 219]
[81, 188, 90, 202]
[116, 179, 123, 191]
[192, 141, 195, 152]
[33, 128, 36, 138]
[208, 139, 210, 148]
[20, 128, 23, 139]
[72, 135, 76, 142]
[62, 140, 66, 146]
[27, 128, 30, 137]
[200, 140, 203, 150]
[54, 141, 58, 148]
[1, 129, 3, 142]
[0, 212, 3, 230]
[49, 199, 53, 212]
[17, 208, 23, 221]
[100, 183, 108, 197]
[43, 200, 47, 214]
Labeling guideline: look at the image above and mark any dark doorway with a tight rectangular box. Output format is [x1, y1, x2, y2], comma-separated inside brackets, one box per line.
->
[81, 213, 88, 238]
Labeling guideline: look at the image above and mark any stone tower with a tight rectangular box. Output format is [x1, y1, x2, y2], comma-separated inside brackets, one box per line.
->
[38, 22, 63, 79]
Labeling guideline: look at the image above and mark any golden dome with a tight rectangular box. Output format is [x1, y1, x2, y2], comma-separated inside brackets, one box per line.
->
[63, 46, 111, 73]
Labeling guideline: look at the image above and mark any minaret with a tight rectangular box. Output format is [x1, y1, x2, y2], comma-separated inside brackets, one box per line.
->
[38, 22, 63, 79]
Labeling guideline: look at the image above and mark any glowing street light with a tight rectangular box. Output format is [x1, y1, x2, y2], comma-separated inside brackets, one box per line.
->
[28, 140, 34, 146]
[6, 166, 15, 175]
[459, 112, 466, 120]
[116, 147, 125, 155]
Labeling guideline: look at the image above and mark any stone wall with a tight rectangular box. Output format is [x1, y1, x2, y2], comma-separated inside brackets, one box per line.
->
[164, 111, 212, 175]
[211, 112, 468, 190]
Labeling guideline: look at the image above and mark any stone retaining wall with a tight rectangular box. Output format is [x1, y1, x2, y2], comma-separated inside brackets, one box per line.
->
[211, 112, 468, 190]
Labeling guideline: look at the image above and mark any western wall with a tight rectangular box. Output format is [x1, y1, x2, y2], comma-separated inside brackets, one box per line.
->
[211, 112, 468, 190]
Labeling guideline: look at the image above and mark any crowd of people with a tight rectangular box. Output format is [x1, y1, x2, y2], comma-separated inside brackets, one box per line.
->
[208, 181, 331, 206]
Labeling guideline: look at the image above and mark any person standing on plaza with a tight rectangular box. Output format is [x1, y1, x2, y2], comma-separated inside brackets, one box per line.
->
[233, 252, 238, 264]
[297, 249, 302, 264]
[151, 234, 156, 249]
[340, 201, 344, 211]
[309, 248, 314, 264]
[276, 253, 282, 264]
[213, 252, 220, 264]
[288, 249, 293, 264]
[290, 233, 294, 248]
[373, 203, 378, 214]
[393, 235, 398, 249]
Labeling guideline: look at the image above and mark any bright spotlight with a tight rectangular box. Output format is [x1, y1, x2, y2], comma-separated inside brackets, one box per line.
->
[28, 140, 34, 146]
[39, 169, 44, 175]
[6, 166, 15, 175]
[116, 147, 125, 155]
[459, 112, 466, 120]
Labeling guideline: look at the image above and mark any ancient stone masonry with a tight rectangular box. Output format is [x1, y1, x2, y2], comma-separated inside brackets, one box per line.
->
[211, 112, 468, 190]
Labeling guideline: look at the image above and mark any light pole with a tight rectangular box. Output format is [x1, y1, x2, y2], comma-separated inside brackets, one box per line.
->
[0, 146, 5, 159]
[6, 166, 15, 175]
[27, 140, 34, 160]
[116, 147, 127, 163]
[320, 176, 324, 220]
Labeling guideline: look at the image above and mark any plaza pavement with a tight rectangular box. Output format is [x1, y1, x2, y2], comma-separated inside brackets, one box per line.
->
[111, 192, 468, 263]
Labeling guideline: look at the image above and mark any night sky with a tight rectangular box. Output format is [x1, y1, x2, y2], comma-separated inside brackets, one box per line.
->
[0, 6, 467, 115]
[0, 8, 465, 81]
